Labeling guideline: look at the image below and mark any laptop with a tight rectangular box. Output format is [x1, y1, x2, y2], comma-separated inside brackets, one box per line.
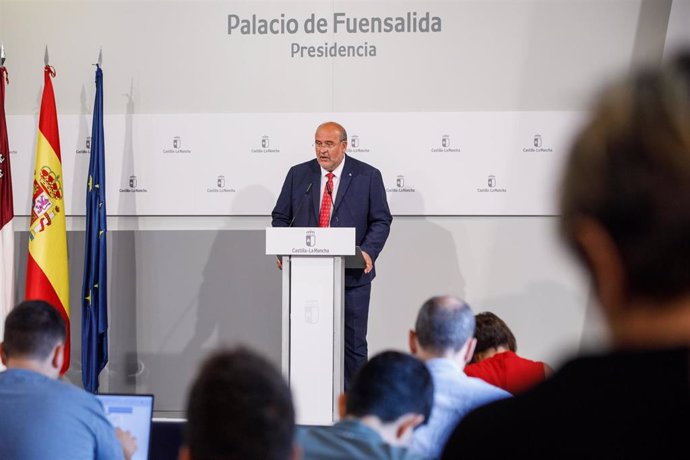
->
[96, 393, 154, 460]
[150, 418, 186, 460]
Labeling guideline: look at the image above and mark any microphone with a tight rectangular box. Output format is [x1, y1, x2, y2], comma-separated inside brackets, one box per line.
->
[325, 180, 334, 227]
[289, 183, 313, 227]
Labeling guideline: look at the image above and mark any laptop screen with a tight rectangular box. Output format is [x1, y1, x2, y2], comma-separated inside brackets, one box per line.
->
[96, 393, 154, 460]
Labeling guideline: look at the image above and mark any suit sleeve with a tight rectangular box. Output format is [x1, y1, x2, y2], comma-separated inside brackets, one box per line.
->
[359, 168, 392, 261]
[272, 167, 294, 227]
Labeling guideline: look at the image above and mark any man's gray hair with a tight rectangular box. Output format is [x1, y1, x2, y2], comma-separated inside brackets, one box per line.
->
[415, 296, 475, 353]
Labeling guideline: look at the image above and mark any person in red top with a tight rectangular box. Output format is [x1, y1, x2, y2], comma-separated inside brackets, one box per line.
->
[464, 312, 552, 394]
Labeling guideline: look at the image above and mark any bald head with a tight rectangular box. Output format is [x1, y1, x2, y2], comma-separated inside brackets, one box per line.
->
[316, 122, 347, 143]
[414, 296, 475, 354]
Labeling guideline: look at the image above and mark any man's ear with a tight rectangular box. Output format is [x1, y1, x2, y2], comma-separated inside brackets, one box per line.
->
[408, 330, 418, 355]
[463, 337, 477, 365]
[573, 217, 626, 314]
[0, 343, 7, 366]
[51, 343, 64, 373]
[337, 393, 347, 419]
[395, 413, 425, 441]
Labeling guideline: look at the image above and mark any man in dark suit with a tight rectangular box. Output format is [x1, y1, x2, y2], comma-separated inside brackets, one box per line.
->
[272, 121, 392, 389]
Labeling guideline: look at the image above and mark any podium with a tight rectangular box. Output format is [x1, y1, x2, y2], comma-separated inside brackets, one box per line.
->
[265, 227, 357, 425]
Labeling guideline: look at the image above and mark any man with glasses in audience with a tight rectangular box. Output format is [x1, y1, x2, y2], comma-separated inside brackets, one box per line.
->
[272, 121, 392, 389]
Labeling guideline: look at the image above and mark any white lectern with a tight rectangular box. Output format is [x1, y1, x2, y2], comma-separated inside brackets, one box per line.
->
[265, 227, 356, 425]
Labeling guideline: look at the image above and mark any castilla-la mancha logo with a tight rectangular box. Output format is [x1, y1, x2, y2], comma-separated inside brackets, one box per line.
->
[431, 134, 461, 153]
[306, 230, 316, 247]
[163, 136, 191, 154]
[386, 174, 416, 193]
[252, 135, 280, 153]
[348, 134, 370, 154]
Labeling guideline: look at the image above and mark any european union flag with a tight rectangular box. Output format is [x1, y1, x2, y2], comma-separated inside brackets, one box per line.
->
[81, 64, 108, 393]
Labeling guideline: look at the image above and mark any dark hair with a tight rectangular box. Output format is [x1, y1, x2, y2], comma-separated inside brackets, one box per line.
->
[3, 300, 66, 360]
[184, 347, 295, 460]
[560, 53, 690, 301]
[415, 296, 475, 353]
[346, 351, 433, 423]
[473, 312, 517, 355]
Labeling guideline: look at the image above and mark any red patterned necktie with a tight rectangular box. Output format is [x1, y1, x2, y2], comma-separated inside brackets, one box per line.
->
[318, 172, 335, 227]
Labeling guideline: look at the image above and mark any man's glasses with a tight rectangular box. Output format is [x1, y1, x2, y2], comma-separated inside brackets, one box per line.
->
[314, 140, 345, 150]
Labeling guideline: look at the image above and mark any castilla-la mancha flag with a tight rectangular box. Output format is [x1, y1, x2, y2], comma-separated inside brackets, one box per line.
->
[0, 62, 15, 353]
[26, 65, 70, 375]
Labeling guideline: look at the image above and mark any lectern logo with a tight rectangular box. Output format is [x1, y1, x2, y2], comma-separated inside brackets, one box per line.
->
[488, 175, 496, 188]
[306, 230, 316, 247]
[86, 136, 92, 150]
[396, 175, 405, 188]
[534, 134, 542, 148]
[305, 301, 319, 324]
[129, 175, 137, 188]
[261, 135, 270, 148]
[442, 135, 450, 148]
[350, 135, 359, 148]
[173, 136, 181, 149]
[217, 175, 225, 188]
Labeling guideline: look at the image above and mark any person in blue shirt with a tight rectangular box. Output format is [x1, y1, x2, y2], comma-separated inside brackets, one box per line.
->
[0, 300, 136, 460]
[408, 296, 510, 459]
[297, 351, 433, 460]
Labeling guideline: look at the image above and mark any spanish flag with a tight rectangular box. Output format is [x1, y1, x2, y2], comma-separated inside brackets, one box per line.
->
[26, 66, 70, 375]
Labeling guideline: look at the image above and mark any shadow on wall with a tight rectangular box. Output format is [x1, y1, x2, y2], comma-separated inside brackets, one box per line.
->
[104, 184, 281, 416]
[369, 191, 465, 355]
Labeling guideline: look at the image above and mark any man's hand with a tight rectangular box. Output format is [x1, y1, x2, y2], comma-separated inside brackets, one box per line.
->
[115, 427, 137, 460]
[276, 256, 283, 270]
[361, 250, 373, 274]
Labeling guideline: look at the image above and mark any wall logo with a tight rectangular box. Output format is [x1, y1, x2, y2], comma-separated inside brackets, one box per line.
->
[207, 174, 236, 193]
[348, 133, 370, 154]
[76, 136, 91, 154]
[386, 174, 416, 193]
[523, 133, 553, 153]
[120, 174, 148, 193]
[477, 174, 507, 193]
[306, 230, 316, 247]
[252, 135, 280, 153]
[431, 134, 461, 153]
[163, 136, 192, 154]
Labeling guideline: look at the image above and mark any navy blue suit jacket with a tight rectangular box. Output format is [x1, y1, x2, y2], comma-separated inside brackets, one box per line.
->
[272, 156, 392, 287]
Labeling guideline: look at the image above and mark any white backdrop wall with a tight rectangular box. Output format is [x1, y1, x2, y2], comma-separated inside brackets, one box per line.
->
[2, 0, 686, 414]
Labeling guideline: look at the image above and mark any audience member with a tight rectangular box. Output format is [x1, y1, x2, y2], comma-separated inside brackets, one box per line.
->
[442, 53, 690, 459]
[298, 350, 433, 460]
[408, 297, 510, 459]
[0, 300, 136, 460]
[464, 311, 552, 394]
[179, 347, 297, 460]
